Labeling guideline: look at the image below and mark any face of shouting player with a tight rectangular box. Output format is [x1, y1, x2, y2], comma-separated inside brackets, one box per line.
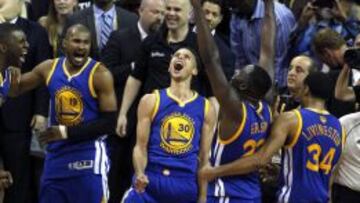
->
[63, 30, 91, 69]
[169, 48, 198, 82]
[6, 30, 29, 67]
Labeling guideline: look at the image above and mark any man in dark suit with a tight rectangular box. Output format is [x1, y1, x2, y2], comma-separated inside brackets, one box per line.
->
[0, 1, 52, 203]
[197, 0, 235, 81]
[101, 0, 165, 202]
[63, 0, 138, 60]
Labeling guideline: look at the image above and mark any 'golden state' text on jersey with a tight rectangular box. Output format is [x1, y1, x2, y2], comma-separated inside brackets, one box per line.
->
[278, 108, 344, 203]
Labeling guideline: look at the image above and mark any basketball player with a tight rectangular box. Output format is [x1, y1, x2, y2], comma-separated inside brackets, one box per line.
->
[200, 71, 344, 202]
[192, 0, 275, 202]
[9, 24, 117, 203]
[0, 23, 28, 105]
[121, 47, 216, 203]
[0, 23, 27, 191]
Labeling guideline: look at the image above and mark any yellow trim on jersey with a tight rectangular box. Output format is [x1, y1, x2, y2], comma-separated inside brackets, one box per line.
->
[219, 102, 247, 145]
[204, 98, 210, 118]
[286, 110, 303, 148]
[305, 107, 330, 115]
[151, 90, 160, 121]
[341, 126, 346, 150]
[267, 105, 273, 122]
[0, 72, 3, 86]
[88, 62, 101, 98]
[166, 88, 198, 107]
[46, 58, 59, 86]
[62, 58, 91, 80]
[256, 102, 263, 115]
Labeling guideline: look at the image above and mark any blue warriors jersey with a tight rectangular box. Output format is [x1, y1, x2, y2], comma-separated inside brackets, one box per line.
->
[0, 68, 11, 104]
[43, 57, 109, 180]
[208, 101, 272, 200]
[147, 88, 209, 177]
[278, 108, 345, 203]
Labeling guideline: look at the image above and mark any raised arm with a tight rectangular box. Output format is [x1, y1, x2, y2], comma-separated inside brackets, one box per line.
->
[199, 111, 298, 181]
[335, 65, 355, 102]
[258, 0, 276, 83]
[259, 0, 276, 102]
[191, 0, 241, 119]
[133, 93, 156, 193]
[9, 59, 52, 97]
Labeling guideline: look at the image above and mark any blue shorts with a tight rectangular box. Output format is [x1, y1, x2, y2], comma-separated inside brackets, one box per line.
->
[207, 196, 261, 203]
[40, 174, 108, 203]
[122, 171, 198, 203]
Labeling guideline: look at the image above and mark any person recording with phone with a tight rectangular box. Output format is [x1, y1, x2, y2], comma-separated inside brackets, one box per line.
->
[312, 28, 359, 117]
[335, 48, 360, 102]
[291, 0, 359, 58]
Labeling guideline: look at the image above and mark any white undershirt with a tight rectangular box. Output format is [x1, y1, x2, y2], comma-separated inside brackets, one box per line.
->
[334, 112, 360, 192]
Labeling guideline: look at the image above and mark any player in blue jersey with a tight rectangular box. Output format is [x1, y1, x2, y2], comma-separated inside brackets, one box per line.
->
[9, 24, 117, 203]
[0, 23, 28, 191]
[192, 0, 276, 202]
[121, 47, 216, 203]
[0, 23, 28, 105]
[199, 71, 345, 203]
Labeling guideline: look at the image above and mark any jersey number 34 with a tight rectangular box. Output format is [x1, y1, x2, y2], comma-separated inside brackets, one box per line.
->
[306, 143, 336, 175]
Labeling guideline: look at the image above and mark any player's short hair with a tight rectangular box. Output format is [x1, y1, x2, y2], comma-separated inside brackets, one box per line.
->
[248, 65, 272, 99]
[65, 24, 91, 40]
[175, 46, 201, 69]
[304, 71, 332, 100]
[0, 23, 22, 44]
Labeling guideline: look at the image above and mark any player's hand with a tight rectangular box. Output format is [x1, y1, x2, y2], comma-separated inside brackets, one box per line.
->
[331, 0, 347, 22]
[8, 66, 21, 84]
[198, 164, 216, 182]
[38, 126, 66, 145]
[259, 163, 280, 184]
[134, 173, 149, 193]
[298, 1, 318, 26]
[31, 114, 47, 132]
[0, 170, 13, 190]
[116, 114, 127, 137]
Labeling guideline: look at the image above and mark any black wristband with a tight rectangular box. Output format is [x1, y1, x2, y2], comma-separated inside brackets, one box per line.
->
[67, 111, 117, 141]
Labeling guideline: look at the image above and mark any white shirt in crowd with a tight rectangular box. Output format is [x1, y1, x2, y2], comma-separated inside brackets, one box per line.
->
[334, 112, 360, 192]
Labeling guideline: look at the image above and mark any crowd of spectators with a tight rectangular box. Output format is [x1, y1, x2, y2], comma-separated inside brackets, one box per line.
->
[0, 0, 359, 202]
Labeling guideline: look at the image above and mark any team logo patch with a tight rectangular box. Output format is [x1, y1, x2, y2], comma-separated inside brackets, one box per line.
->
[55, 86, 83, 126]
[160, 113, 195, 154]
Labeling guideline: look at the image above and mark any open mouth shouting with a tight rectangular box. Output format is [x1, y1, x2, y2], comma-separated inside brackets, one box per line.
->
[19, 48, 28, 63]
[72, 52, 87, 65]
[173, 60, 184, 73]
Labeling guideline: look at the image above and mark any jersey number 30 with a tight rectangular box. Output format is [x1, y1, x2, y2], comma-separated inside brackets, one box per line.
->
[306, 143, 335, 175]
